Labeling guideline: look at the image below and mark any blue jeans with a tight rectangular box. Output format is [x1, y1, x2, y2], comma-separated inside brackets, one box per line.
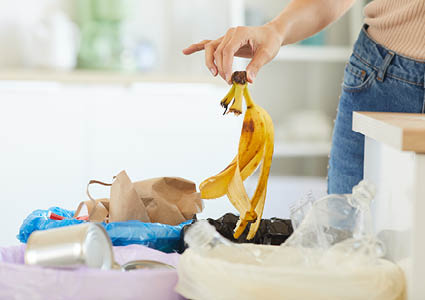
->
[328, 25, 425, 194]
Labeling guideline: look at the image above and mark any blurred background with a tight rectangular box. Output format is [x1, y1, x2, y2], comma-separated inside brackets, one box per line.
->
[0, 0, 368, 245]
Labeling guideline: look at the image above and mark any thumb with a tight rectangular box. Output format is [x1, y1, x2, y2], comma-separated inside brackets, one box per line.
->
[246, 48, 272, 83]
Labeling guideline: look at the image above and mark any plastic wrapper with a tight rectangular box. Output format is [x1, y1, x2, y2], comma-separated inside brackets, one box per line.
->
[18, 207, 192, 253]
[289, 190, 315, 230]
[176, 181, 406, 300]
[0, 244, 184, 300]
[181, 213, 293, 249]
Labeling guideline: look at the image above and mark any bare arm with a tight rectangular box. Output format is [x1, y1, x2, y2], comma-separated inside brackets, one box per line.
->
[183, 0, 356, 83]
[271, 0, 355, 45]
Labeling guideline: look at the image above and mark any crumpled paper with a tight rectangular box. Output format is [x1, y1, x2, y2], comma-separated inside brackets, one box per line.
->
[75, 170, 203, 226]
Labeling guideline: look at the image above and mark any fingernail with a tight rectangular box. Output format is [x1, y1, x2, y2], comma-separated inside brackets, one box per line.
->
[225, 73, 231, 83]
[247, 71, 256, 82]
[210, 68, 216, 76]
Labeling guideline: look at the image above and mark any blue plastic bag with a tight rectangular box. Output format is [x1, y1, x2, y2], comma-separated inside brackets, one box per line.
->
[18, 207, 192, 253]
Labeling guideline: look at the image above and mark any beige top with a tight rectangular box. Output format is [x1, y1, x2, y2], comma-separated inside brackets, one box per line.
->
[364, 0, 425, 60]
[353, 112, 425, 153]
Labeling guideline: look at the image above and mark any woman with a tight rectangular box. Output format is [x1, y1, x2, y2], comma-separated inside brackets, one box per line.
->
[183, 0, 425, 194]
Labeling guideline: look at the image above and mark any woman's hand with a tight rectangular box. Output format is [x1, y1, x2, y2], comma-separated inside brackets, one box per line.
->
[183, 0, 355, 84]
[183, 24, 283, 84]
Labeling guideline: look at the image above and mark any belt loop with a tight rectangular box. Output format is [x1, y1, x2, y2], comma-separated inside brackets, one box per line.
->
[377, 51, 395, 82]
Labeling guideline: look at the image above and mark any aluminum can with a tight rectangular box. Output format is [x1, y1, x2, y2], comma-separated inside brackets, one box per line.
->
[25, 223, 114, 270]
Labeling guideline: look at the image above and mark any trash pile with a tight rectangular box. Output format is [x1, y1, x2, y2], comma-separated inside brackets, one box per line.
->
[176, 181, 406, 300]
[18, 170, 202, 253]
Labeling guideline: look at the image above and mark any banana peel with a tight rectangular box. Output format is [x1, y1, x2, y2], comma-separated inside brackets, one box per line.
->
[200, 71, 275, 239]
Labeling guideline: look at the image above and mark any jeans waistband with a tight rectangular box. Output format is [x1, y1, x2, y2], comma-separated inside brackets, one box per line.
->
[352, 25, 425, 87]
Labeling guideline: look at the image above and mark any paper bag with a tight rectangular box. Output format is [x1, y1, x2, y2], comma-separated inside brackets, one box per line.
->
[73, 180, 111, 222]
[133, 177, 203, 225]
[109, 171, 151, 223]
[79, 171, 203, 226]
[74, 199, 109, 222]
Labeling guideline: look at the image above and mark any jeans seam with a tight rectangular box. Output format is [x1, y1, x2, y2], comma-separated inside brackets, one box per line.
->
[346, 67, 361, 78]
[353, 51, 424, 87]
[346, 62, 365, 78]
[422, 87, 425, 113]
[386, 73, 424, 87]
[342, 71, 376, 93]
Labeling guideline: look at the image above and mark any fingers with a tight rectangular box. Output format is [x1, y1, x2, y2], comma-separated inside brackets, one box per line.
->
[214, 28, 235, 82]
[204, 41, 218, 76]
[222, 28, 250, 83]
[246, 47, 273, 83]
[184, 26, 271, 83]
[183, 38, 223, 77]
[182, 40, 210, 55]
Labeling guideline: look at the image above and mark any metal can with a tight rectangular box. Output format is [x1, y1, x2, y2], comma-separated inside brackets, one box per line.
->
[25, 223, 114, 270]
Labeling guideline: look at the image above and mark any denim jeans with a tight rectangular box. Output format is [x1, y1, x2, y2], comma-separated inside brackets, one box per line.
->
[328, 25, 425, 194]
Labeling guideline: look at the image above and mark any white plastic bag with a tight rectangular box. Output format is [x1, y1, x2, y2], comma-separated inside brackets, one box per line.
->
[176, 181, 406, 300]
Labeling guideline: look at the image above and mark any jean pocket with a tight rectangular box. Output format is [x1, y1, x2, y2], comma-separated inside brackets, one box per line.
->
[342, 59, 376, 93]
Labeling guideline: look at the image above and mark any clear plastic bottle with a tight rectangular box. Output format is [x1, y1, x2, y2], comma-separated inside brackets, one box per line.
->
[285, 180, 377, 249]
[185, 181, 381, 263]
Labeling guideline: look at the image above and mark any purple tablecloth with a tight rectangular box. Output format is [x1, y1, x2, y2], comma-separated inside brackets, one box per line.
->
[0, 244, 185, 300]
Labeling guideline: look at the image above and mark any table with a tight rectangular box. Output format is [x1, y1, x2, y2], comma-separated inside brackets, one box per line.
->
[353, 112, 425, 300]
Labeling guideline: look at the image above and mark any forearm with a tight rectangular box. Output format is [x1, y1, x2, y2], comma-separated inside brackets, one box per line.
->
[268, 0, 356, 45]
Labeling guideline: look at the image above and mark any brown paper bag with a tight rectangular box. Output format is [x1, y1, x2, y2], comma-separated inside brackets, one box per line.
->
[77, 171, 203, 225]
[133, 177, 203, 225]
[73, 180, 111, 222]
[73, 199, 110, 222]
[109, 171, 151, 223]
